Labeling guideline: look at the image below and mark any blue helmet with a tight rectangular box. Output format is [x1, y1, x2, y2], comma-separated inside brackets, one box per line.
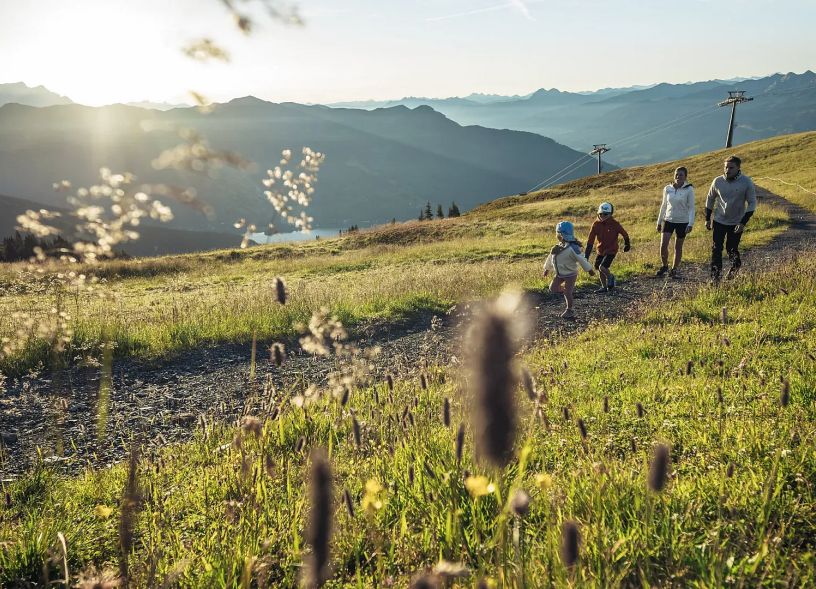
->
[555, 221, 575, 241]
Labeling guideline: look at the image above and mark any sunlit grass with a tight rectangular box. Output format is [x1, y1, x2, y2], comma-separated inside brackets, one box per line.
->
[2, 250, 814, 586]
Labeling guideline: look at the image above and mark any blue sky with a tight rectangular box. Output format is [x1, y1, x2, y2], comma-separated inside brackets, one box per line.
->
[1, 0, 814, 105]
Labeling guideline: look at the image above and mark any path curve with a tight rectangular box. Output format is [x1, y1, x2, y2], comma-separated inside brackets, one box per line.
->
[1, 187, 812, 478]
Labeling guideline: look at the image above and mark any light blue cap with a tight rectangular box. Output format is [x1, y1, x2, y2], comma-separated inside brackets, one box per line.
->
[555, 220, 575, 241]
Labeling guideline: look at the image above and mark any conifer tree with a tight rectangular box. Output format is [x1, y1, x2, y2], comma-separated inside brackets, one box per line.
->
[448, 202, 461, 217]
[423, 202, 433, 221]
[436, 204, 444, 219]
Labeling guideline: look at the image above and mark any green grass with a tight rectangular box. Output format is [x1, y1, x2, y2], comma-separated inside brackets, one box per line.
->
[2, 250, 814, 587]
[1, 131, 812, 375]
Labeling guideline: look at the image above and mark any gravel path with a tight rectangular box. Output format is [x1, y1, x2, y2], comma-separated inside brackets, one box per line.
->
[1, 187, 812, 478]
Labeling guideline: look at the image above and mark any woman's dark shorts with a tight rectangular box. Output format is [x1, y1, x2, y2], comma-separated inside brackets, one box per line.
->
[594, 253, 616, 269]
[662, 221, 688, 238]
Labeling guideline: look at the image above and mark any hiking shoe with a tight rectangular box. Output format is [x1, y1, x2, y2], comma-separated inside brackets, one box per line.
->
[655, 266, 669, 277]
[560, 308, 576, 320]
[607, 274, 616, 291]
[595, 286, 609, 294]
[669, 268, 679, 279]
[726, 266, 739, 280]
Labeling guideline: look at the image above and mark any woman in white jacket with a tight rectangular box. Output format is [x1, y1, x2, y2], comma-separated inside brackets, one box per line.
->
[656, 166, 695, 278]
[543, 221, 595, 319]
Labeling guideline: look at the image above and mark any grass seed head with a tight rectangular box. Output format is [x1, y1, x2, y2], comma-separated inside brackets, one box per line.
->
[648, 443, 671, 492]
[780, 378, 790, 407]
[386, 374, 394, 391]
[455, 423, 465, 465]
[420, 373, 428, 390]
[274, 277, 286, 305]
[408, 465, 415, 485]
[409, 573, 441, 589]
[636, 402, 645, 418]
[560, 520, 580, 568]
[342, 488, 355, 518]
[686, 360, 693, 376]
[520, 366, 536, 401]
[443, 397, 451, 427]
[341, 387, 350, 407]
[562, 406, 570, 421]
[270, 343, 285, 367]
[510, 489, 531, 517]
[305, 449, 332, 588]
[466, 292, 523, 469]
[577, 418, 588, 440]
[351, 417, 362, 448]
[726, 462, 735, 478]
[603, 395, 609, 413]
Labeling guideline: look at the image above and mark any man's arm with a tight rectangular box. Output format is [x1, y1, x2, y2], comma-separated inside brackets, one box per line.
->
[705, 180, 717, 230]
[735, 179, 757, 232]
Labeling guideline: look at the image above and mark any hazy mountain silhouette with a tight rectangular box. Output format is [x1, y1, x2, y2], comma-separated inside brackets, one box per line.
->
[0, 192, 246, 256]
[0, 98, 597, 241]
[0, 82, 73, 107]
[337, 71, 816, 164]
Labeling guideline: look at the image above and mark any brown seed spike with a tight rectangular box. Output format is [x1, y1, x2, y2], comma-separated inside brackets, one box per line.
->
[340, 387, 350, 407]
[648, 443, 671, 492]
[274, 277, 287, 305]
[270, 342, 285, 367]
[559, 520, 580, 568]
[630, 438, 637, 454]
[118, 445, 141, 583]
[603, 396, 609, 413]
[562, 406, 570, 421]
[726, 462, 735, 478]
[468, 304, 518, 469]
[455, 423, 465, 466]
[636, 403, 645, 418]
[443, 397, 451, 427]
[577, 418, 588, 440]
[420, 373, 428, 390]
[305, 449, 333, 588]
[408, 465, 415, 485]
[521, 366, 536, 401]
[780, 378, 790, 407]
[717, 387, 724, 405]
[386, 374, 394, 392]
[686, 360, 693, 376]
[351, 417, 362, 448]
[342, 488, 355, 518]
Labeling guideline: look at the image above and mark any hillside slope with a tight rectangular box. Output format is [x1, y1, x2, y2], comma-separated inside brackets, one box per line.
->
[0, 99, 596, 237]
[1, 131, 812, 375]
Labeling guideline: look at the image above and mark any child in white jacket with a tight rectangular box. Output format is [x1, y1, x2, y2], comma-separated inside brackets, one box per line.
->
[543, 221, 595, 319]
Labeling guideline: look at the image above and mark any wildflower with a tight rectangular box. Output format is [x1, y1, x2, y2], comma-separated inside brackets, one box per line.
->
[535, 473, 553, 491]
[464, 475, 495, 498]
[362, 479, 386, 515]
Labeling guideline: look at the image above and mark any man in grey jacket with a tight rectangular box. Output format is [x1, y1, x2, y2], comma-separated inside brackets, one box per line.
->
[705, 155, 757, 281]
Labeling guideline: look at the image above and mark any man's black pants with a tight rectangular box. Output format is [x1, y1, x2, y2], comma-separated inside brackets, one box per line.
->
[711, 221, 743, 278]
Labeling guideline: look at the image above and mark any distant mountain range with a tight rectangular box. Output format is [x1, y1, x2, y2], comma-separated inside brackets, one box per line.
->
[0, 192, 244, 257]
[327, 71, 816, 165]
[0, 98, 596, 249]
[0, 82, 73, 108]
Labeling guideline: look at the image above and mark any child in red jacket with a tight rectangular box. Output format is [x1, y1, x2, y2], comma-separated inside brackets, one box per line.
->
[584, 202, 631, 293]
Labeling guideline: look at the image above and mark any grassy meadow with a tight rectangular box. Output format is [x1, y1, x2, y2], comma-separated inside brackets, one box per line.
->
[1, 243, 814, 587]
[3, 132, 813, 376]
